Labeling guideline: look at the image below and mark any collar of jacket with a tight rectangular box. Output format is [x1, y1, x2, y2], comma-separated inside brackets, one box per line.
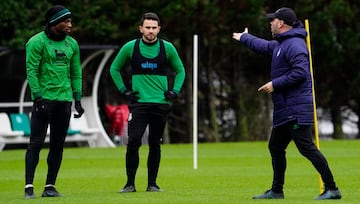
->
[273, 21, 307, 42]
[45, 26, 67, 41]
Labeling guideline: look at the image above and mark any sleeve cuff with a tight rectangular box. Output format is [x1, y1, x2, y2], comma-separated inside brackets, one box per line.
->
[120, 87, 127, 94]
[73, 92, 81, 101]
[33, 92, 42, 99]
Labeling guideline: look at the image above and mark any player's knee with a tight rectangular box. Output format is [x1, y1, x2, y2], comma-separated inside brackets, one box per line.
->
[127, 138, 141, 150]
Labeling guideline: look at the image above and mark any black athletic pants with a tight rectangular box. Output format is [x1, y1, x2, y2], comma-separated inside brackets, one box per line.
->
[25, 100, 72, 186]
[125, 103, 170, 187]
[269, 120, 337, 192]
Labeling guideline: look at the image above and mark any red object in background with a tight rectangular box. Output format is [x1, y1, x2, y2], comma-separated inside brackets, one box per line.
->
[105, 104, 129, 136]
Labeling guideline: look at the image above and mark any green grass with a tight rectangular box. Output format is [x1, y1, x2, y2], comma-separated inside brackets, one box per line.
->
[0, 140, 359, 204]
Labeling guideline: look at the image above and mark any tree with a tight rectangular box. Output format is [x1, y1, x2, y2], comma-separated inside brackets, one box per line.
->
[1, 0, 359, 142]
[308, 0, 357, 139]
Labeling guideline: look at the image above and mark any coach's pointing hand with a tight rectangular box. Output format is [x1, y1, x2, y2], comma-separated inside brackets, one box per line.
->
[232, 27, 248, 41]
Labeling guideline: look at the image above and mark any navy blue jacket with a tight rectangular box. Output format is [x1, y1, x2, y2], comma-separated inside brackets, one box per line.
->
[240, 21, 314, 127]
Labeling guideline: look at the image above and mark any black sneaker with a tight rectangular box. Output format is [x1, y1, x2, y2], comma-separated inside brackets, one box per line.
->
[314, 189, 342, 200]
[119, 185, 136, 193]
[24, 187, 35, 199]
[146, 185, 163, 192]
[41, 186, 62, 197]
[253, 189, 284, 199]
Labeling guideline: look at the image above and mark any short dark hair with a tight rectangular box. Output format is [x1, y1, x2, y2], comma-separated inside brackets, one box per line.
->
[140, 12, 160, 25]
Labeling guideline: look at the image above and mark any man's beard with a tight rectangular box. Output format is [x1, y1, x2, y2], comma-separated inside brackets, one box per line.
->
[144, 34, 157, 43]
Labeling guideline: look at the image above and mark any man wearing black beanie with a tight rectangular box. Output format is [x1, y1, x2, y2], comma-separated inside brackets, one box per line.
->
[24, 5, 84, 199]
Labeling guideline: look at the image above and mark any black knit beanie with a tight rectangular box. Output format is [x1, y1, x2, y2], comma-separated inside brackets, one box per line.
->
[45, 5, 72, 26]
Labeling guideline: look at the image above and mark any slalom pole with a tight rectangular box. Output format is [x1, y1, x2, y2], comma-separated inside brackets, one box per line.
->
[193, 34, 199, 170]
[305, 19, 324, 193]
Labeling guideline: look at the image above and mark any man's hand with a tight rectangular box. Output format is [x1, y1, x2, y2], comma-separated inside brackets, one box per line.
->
[123, 90, 139, 103]
[74, 101, 85, 118]
[258, 81, 274, 93]
[164, 90, 178, 101]
[232, 27, 248, 41]
[34, 97, 43, 107]
[34, 97, 48, 112]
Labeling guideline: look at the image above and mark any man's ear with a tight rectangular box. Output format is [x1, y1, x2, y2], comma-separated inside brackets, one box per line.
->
[280, 20, 286, 28]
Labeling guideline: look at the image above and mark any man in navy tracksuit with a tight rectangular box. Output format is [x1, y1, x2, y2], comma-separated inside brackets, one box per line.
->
[232, 7, 341, 200]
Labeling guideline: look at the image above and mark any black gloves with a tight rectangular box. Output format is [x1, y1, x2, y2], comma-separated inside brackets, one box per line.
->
[123, 90, 139, 103]
[34, 97, 47, 112]
[34, 96, 43, 105]
[121, 90, 177, 102]
[74, 101, 84, 118]
[164, 90, 178, 101]
[34, 97, 84, 118]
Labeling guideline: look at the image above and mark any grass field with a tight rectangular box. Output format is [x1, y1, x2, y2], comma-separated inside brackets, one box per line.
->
[0, 140, 359, 204]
